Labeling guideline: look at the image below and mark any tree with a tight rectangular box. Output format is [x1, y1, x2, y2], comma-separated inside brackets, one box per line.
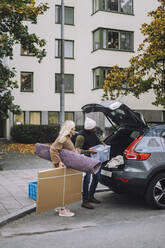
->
[0, 0, 49, 119]
[103, 0, 165, 107]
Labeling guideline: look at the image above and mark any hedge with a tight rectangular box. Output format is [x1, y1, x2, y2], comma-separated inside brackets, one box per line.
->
[10, 124, 60, 144]
[10, 124, 103, 144]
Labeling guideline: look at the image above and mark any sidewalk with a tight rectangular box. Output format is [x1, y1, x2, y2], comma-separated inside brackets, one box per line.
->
[0, 168, 41, 226]
[0, 149, 51, 226]
[0, 149, 109, 227]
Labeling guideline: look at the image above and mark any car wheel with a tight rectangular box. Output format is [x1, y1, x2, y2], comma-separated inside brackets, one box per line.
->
[145, 173, 165, 209]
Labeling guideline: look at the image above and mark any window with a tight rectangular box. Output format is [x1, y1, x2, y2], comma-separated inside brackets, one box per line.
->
[93, 30, 100, 50]
[21, 72, 33, 92]
[48, 112, 59, 125]
[93, 0, 100, 12]
[93, 68, 100, 89]
[120, 0, 133, 14]
[14, 112, 25, 125]
[120, 31, 133, 50]
[93, 0, 133, 14]
[107, 30, 119, 49]
[55, 74, 74, 93]
[93, 67, 111, 89]
[107, 0, 118, 11]
[93, 28, 134, 51]
[93, 67, 129, 89]
[65, 112, 74, 121]
[48, 111, 74, 122]
[55, 5, 74, 25]
[21, 46, 34, 56]
[30, 112, 41, 125]
[55, 39, 74, 59]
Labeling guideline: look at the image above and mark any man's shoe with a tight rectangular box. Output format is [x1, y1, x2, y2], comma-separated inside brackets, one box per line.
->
[81, 200, 94, 209]
[88, 196, 101, 204]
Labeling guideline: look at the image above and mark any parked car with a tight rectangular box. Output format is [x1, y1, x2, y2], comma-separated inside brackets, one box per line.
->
[82, 100, 165, 209]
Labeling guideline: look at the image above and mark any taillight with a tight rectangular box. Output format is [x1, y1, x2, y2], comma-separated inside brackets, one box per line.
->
[124, 136, 151, 161]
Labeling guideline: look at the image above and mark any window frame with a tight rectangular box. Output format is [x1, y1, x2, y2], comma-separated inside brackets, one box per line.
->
[92, 0, 134, 15]
[55, 39, 74, 59]
[93, 28, 134, 52]
[55, 73, 74, 93]
[20, 72, 34, 92]
[55, 5, 74, 25]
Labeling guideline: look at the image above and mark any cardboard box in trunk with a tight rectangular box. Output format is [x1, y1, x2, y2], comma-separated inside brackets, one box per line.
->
[36, 167, 82, 213]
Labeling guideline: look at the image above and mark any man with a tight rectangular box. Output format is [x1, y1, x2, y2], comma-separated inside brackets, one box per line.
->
[75, 117, 101, 209]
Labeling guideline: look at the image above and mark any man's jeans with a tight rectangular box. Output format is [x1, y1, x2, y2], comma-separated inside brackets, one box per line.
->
[82, 172, 100, 200]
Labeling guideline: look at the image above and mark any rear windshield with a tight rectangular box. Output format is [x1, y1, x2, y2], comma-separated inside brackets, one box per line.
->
[135, 126, 165, 152]
[144, 125, 165, 137]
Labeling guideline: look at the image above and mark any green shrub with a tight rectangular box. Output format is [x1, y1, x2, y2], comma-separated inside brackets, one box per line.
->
[10, 124, 60, 144]
[10, 124, 104, 144]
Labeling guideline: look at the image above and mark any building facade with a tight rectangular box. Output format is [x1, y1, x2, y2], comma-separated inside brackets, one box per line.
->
[2, 0, 164, 139]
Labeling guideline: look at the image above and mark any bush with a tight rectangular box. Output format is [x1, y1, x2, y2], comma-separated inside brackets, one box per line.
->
[10, 124, 60, 144]
[10, 124, 104, 144]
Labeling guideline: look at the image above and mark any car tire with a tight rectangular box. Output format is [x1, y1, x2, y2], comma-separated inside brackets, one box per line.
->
[145, 173, 165, 209]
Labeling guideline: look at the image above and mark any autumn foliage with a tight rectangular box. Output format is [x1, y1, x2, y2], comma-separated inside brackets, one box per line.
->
[0, 0, 49, 119]
[103, 0, 165, 107]
[5, 143, 36, 154]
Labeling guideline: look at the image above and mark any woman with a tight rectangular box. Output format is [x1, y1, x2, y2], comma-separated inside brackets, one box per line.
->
[50, 120, 77, 217]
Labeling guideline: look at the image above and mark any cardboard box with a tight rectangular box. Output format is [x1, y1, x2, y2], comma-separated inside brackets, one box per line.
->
[90, 144, 111, 163]
[36, 167, 82, 213]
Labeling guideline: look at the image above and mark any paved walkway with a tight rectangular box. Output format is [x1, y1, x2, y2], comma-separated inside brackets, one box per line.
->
[0, 148, 51, 226]
[0, 149, 109, 226]
[0, 168, 40, 224]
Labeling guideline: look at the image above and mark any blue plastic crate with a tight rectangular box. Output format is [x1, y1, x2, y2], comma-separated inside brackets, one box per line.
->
[90, 144, 111, 163]
[28, 181, 38, 200]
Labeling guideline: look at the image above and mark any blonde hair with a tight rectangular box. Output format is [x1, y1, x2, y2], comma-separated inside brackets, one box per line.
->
[58, 120, 75, 143]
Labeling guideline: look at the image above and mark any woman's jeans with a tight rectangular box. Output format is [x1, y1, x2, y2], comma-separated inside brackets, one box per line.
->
[82, 172, 100, 200]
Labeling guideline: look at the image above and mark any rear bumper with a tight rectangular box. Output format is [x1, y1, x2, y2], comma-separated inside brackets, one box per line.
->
[99, 170, 147, 195]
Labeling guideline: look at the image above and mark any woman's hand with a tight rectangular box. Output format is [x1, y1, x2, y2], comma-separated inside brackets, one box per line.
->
[88, 149, 97, 154]
[59, 161, 65, 168]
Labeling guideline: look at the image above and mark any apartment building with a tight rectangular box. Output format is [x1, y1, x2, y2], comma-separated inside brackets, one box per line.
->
[2, 0, 163, 139]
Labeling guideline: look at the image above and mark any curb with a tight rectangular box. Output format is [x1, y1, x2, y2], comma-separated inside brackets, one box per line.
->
[0, 204, 36, 227]
[0, 188, 110, 227]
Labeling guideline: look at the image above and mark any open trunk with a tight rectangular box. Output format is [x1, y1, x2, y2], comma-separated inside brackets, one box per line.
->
[103, 127, 143, 167]
[82, 100, 147, 169]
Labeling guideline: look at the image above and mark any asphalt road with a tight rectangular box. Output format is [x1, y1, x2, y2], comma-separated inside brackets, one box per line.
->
[1, 191, 165, 248]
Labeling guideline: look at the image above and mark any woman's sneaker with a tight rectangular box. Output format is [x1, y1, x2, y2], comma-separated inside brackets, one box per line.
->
[59, 208, 75, 217]
[54, 207, 69, 213]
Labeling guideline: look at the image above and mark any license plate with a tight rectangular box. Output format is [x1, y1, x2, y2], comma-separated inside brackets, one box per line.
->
[101, 170, 112, 178]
